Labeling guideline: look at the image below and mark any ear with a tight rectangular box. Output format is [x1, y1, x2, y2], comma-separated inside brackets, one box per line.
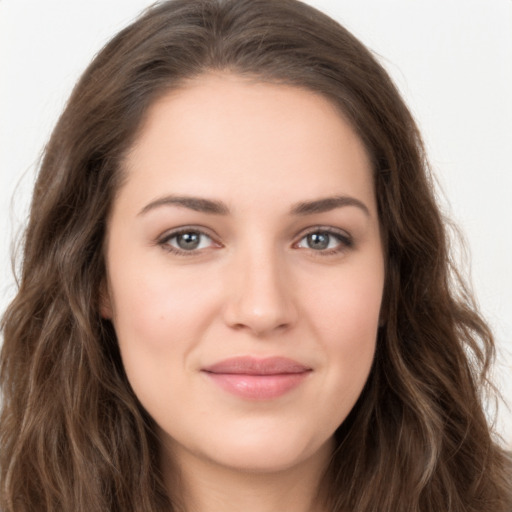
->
[99, 279, 113, 319]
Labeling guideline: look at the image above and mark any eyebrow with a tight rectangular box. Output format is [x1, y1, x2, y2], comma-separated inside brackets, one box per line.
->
[138, 194, 370, 217]
[138, 195, 229, 216]
[290, 195, 370, 217]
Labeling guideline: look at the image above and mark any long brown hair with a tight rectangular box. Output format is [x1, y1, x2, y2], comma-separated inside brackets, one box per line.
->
[1, 1, 510, 510]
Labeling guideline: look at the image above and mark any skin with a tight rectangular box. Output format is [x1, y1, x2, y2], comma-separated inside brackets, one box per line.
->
[102, 74, 385, 512]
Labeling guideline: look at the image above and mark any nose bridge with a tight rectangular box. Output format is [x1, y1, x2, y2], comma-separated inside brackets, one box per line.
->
[223, 238, 296, 335]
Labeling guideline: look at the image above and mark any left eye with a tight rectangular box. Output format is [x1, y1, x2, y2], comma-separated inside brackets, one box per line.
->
[162, 230, 214, 252]
[296, 231, 349, 251]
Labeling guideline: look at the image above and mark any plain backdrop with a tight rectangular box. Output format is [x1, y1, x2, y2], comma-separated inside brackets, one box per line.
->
[1, 0, 511, 444]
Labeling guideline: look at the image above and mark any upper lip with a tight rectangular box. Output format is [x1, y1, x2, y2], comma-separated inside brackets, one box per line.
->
[202, 356, 312, 375]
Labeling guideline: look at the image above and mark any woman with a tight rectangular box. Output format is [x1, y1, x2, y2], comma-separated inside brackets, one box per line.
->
[1, 0, 510, 511]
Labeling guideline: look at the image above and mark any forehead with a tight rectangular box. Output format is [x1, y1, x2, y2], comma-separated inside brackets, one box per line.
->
[120, 73, 375, 214]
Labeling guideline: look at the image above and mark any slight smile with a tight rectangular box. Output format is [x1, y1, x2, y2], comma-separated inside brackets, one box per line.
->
[201, 356, 313, 400]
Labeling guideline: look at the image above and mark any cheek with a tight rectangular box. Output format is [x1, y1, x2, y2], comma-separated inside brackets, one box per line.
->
[305, 263, 383, 404]
[107, 265, 216, 412]
[108, 257, 216, 346]
[106, 257, 230, 408]
[309, 263, 383, 342]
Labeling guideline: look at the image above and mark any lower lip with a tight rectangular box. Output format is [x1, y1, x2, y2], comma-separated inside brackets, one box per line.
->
[204, 372, 310, 400]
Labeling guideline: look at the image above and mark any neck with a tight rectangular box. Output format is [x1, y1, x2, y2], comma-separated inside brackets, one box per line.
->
[161, 440, 333, 512]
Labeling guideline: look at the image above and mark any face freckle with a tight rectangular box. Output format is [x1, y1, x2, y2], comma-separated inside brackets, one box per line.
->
[103, 73, 385, 478]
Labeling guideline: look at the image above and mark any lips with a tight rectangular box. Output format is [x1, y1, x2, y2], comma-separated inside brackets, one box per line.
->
[201, 356, 312, 400]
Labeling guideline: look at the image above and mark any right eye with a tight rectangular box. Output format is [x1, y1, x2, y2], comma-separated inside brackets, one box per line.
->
[159, 229, 218, 254]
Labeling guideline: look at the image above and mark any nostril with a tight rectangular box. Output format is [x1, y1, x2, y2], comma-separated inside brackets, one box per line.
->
[221, 258, 298, 335]
[223, 300, 296, 336]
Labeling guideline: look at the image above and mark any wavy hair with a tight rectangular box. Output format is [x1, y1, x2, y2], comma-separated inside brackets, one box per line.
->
[1, 0, 510, 510]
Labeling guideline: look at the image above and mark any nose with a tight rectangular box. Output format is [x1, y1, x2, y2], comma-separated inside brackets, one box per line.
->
[222, 248, 298, 337]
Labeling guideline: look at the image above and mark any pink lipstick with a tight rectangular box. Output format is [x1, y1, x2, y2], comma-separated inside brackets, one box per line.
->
[201, 356, 311, 400]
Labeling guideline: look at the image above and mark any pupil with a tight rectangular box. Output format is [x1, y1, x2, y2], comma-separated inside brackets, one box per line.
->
[308, 232, 329, 250]
[177, 232, 200, 250]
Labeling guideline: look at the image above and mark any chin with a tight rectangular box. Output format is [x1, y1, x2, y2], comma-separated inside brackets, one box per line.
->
[197, 426, 334, 474]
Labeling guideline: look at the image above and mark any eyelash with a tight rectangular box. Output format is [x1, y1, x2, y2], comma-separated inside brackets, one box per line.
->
[157, 227, 220, 256]
[294, 227, 354, 256]
[157, 226, 353, 257]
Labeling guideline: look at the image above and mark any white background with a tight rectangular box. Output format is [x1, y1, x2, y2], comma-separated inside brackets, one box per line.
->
[1, 0, 511, 445]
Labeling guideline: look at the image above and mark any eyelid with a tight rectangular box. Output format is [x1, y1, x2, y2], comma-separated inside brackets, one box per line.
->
[293, 225, 354, 253]
[297, 225, 351, 238]
[157, 225, 222, 255]
[155, 224, 353, 256]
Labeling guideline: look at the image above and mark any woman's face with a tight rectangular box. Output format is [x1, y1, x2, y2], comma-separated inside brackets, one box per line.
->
[103, 74, 385, 475]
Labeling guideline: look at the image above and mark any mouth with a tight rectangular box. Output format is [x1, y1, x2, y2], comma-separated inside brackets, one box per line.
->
[201, 356, 312, 400]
